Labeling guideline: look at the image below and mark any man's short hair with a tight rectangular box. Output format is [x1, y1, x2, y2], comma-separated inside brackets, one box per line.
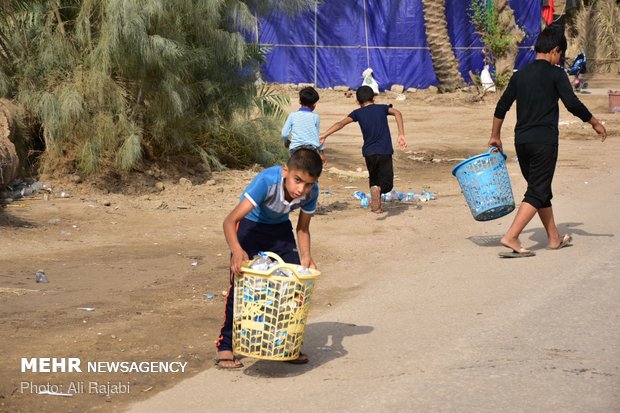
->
[287, 148, 322, 178]
[535, 27, 567, 54]
[356, 85, 375, 104]
[299, 87, 320, 107]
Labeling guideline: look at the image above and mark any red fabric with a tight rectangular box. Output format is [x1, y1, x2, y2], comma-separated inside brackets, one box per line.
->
[542, 0, 555, 26]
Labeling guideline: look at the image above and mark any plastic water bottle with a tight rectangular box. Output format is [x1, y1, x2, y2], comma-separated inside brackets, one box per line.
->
[297, 266, 312, 275]
[355, 191, 369, 207]
[274, 268, 294, 278]
[250, 252, 272, 271]
[404, 192, 419, 202]
[35, 270, 49, 283]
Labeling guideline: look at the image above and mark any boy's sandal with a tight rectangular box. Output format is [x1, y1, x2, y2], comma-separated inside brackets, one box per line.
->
[214, 357, 244, 369]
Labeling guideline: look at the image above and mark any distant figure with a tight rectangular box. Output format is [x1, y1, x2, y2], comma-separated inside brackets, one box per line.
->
[281, 86, 326, 164]
[489, 27, 607, 258]
[480, 65, 496, 93]
[362, 68, 380, 95]
[320, 85, 407, 214]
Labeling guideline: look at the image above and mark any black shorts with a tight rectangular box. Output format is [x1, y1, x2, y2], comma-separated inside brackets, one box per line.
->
[516, 143, 558, 209]
[364, 154, 394, 193]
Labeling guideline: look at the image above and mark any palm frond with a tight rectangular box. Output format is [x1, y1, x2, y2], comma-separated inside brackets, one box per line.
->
[253, 85, 290, 123]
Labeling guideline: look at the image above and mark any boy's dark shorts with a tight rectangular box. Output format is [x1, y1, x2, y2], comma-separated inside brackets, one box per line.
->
[516, 143, 558, 209]
[364, 154, 394, 194]
[289, 144, 324, 157]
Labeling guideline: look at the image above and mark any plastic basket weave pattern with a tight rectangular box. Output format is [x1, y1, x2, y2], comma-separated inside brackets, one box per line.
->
[451, 147, 515, 221]
[233, 252, 320, 361]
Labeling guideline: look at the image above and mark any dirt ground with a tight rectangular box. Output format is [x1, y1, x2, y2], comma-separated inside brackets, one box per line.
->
[1, 75, 618, 413]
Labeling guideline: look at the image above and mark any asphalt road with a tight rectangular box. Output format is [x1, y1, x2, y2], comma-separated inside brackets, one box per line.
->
[127, 138, 619, 413]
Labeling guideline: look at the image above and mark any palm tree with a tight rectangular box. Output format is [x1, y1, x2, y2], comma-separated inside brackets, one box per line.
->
[421, 0, 465, 93]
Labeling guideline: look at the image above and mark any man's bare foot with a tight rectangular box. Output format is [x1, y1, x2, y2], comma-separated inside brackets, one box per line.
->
[547, 234, 572, 250]
[500, 237, 531, 254]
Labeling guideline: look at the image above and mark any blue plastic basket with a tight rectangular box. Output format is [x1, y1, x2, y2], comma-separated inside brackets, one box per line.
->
[451, 147, 515, 221]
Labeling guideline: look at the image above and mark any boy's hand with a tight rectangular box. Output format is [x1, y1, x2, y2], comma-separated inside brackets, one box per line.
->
[397, 134, 408, 150]
[488, 135, 503, 151]
[301, 256, 317, 270]
[592, 122, 607, 142]
[230, 248, 249, 276]
[319, 135, 327, 145]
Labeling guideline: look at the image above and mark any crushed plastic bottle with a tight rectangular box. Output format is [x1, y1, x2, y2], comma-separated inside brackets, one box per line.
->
[383, 189, 405, 202]
[297, 266, 312, 275]
[274, 268, 294, 278]
[35, 270, 49, 283]
[250, 252, 272, 271]
[404, 192, 419, 202]
[354, 191, 370, 208]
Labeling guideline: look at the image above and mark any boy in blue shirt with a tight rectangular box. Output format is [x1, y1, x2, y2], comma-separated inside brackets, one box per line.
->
[215, 148, 323, 369]
[320, 85, 407, 213]
[282, 86, 326, 163]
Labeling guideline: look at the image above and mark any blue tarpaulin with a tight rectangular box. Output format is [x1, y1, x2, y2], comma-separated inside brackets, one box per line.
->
[253, 0, 540, 90]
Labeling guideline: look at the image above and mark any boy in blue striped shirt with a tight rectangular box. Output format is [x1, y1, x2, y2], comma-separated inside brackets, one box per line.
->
[215, 148, 323, 369]
[282, 86, 326, 163]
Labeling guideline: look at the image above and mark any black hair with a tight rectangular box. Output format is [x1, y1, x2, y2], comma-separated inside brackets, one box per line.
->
[534, 27, 567, 54]
[287, 148, 322, 178]
[299, 87, 319, 107]
[356, 85, 375, 104]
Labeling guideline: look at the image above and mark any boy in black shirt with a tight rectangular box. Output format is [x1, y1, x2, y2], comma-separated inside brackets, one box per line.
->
[489, 27, 607, 258]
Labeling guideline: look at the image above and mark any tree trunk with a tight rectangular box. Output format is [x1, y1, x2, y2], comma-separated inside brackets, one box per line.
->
[421, 0, 465, 93]
[0, 99, 19, 189]
[494, 0, 525, 81]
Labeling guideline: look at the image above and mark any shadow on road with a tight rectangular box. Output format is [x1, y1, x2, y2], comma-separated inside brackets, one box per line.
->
[242, 322, 373, 378]
[0, 206, 34, 228]
[467, 234, 503, 247]
[523, 222, 615, 250]
[467, 222, 614, 251]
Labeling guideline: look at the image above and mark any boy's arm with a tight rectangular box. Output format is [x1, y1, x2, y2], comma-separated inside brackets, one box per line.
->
[489, 75, 516, 151]
[281, 114, 293, 145]
[222, 198, 255, 275]
[556, 72, 607, 142]
[319, 117, 354, 145]
[296, 211, 316, 269]
[488, 116, 505, 150]
[388, 107, 407, 150]
[315, 115, 324, 150]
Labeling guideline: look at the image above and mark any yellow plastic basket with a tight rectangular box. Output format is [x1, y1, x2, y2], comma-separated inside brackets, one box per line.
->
[233, 252, 320, 361]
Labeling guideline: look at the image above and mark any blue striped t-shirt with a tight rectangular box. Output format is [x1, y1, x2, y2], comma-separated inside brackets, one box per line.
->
[243, 166, 319, 224]
[281, 108, 322, 150]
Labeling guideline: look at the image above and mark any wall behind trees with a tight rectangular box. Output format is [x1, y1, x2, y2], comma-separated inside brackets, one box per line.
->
[253, 0, 540, 90]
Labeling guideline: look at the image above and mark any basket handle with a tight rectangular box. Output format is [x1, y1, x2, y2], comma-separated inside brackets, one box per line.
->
[487, 145, 507, 160]
[261, 251, 285, 264]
